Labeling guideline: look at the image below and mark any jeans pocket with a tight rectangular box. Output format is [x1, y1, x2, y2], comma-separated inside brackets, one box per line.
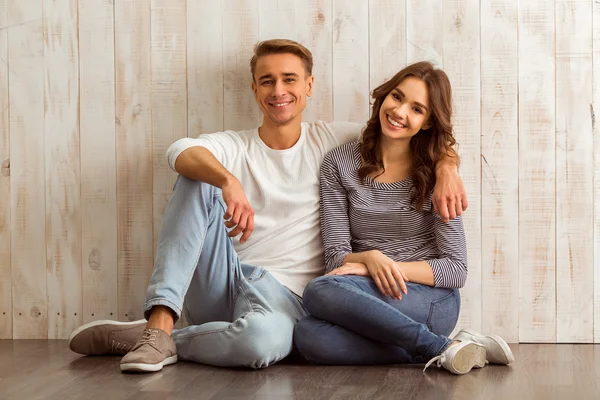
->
[246, 266, 267, 283]
[426, 289, 460, 336]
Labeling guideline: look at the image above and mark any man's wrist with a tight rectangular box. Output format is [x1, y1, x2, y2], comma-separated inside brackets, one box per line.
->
[218, 174, 238, 190]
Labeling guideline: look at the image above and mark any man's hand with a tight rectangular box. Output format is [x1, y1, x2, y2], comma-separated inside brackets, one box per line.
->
[361, 251, 409, 300]
[327, 262, 370, 277]
[221, 178, 254, 244]
[433, 165, 468, 223]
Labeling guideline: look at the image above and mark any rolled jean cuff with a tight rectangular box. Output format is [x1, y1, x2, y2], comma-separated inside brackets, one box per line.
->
[430, 337, 453, 358]
[143, 298, 182, 322]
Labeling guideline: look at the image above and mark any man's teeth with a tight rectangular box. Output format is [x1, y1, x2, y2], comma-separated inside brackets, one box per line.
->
[387, 115, 405, 128]
[272, 102, 291, 107]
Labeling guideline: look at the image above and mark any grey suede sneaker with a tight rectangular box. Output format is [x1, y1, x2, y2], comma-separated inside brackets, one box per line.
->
[120, 328, 177, 373]
[68, 319, 146, 355]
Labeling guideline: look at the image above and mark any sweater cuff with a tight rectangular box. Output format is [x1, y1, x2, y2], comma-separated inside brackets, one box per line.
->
[327, 251, 351, 273]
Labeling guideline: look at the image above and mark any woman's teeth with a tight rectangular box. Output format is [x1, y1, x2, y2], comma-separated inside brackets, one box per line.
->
[387, 115, 405, 128]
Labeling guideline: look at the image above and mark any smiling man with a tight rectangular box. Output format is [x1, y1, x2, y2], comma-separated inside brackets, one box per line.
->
[67, 39, 467, 373]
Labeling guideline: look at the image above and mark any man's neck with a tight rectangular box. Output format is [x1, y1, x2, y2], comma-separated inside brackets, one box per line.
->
[258, 118, 303, 150]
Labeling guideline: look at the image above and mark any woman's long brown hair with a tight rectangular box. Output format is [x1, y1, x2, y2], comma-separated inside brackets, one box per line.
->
[358, 61, 458, 211]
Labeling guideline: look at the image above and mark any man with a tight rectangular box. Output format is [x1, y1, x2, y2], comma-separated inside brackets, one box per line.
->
[68, 39, 468, 372]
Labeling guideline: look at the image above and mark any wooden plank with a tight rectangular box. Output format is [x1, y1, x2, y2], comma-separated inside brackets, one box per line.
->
[79, 0, 118, 323]
[332, 0, 369, 122]
[406, 0, 442, 65]
[222, 0, 259, 131]
[0, 0, 11, 339]
[150, 0, 187, 265]
[369, 0, 406, 92]
[43, 0, 82, 339]
[479, 0, 518, 342]
[518, 0, 556, 343]
[115, 0, 154, 322]
[187, 0, 223, 136]
[259, 0, 296, 40]
[296, 0, 332, 122]
[9, 0, 47, 339]
[556, 0, 594, 343]
[442, 0, 482, 335]
[594, 0, 600, 344]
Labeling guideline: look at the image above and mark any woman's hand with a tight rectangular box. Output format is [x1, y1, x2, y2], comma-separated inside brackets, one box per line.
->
[327, 262, 370, 277]
[362, 251, 409, 300]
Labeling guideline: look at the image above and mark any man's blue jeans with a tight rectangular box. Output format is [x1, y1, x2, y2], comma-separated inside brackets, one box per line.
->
[294, 275, 459, 364]
[143, 176, 307, 369]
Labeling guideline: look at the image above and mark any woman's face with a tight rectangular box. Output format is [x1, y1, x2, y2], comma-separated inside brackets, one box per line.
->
[379, 76, 431, 141]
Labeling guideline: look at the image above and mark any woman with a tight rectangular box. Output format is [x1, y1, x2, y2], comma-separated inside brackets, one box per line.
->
[294, 61, 513, 375]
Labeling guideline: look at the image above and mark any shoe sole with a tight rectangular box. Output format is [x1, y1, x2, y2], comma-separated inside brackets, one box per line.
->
[451, 343, 487, 375]
[68, 319, 147, 350]
[120, 355, 178, 372]
[459, 328, 515, 364]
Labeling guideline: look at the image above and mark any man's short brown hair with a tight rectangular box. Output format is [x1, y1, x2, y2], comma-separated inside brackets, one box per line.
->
[250, 39, 313, 80]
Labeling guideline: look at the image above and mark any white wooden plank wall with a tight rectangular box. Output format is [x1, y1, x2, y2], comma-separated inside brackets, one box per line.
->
[518, 0, 556, 343]
[0, 0, 10, 339]
[43, 0, 82, 339]
[115, 0, 153, 322]
[1, 0, 599, 342]
[79, 0, 118, 324]
[9, 0, 47, 339]
[479, 0, 518, 342]
[332, 0, 369, 122]
[297, 0, 333, 122]
[594, 0, 600, 344]
[445, 0, 483, 336]
[555, 0, 594, 343]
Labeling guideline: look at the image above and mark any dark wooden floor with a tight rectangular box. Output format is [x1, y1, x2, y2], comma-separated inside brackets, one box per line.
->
[0, 341, 598, 400]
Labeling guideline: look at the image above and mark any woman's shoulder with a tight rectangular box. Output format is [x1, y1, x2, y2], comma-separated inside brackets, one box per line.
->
[323, 140, 361, 168]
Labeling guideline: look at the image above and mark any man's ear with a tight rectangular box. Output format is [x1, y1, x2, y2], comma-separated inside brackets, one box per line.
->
[252, 79, 257, 96]
[306, 75, 314, 97]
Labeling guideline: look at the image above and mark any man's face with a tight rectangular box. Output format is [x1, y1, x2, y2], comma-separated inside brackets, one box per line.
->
[252, 53, 313, 126]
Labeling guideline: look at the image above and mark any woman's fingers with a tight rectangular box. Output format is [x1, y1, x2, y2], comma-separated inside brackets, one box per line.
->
[373, 275, 387, 297]
[383, 269, 402, 300]
[391, 267, 407, 296]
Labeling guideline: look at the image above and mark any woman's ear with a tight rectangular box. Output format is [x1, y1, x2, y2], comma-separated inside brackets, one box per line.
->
[422, 118, 432, 130]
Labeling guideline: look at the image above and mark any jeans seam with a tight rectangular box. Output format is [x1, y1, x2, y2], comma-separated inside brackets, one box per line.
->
[238, 280, 256, 314]
[176, 311, 257, 339]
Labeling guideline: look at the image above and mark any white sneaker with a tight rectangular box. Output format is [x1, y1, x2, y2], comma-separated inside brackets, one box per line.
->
[423, 340, 487, 375]
[453, 328, 514, 365]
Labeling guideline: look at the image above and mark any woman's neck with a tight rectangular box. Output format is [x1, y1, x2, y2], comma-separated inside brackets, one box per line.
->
[371, 136, 413, 183]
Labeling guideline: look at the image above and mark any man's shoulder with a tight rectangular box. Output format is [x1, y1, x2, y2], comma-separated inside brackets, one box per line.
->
[193, 127, 255, 145]
[305, 120, 363, 138]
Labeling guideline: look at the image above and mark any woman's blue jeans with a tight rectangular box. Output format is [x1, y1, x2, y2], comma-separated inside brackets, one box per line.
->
[293, 275, 460, 365]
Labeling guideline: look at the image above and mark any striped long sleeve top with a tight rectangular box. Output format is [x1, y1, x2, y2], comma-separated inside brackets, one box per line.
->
[320, 141, 468, 289]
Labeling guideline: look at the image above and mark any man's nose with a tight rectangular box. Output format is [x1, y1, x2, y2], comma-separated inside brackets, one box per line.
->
[272, 80, 287, 97]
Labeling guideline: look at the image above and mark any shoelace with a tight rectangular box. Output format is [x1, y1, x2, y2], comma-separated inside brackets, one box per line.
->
[137, 329, 159, 347]
[422, 354, 444, 372]
[111, 340, 132, 353]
